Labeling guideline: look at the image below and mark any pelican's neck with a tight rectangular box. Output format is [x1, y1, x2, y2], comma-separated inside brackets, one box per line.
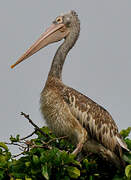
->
[48, 27, 80, 80]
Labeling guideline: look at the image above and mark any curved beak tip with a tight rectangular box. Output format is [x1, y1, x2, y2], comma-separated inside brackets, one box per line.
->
[10, 64, 15, 69]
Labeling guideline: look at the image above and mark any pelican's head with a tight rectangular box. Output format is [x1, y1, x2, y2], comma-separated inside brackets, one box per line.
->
[11, 10, 80, 69]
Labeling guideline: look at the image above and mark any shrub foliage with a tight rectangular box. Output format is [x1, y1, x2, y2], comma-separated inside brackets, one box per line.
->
[0, 118, 131, 180]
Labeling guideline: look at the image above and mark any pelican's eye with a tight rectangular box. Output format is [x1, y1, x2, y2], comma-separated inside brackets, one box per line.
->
[56, 17, 63, 24]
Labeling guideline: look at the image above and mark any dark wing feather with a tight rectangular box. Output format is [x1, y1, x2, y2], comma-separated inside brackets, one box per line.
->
[62, 86, 129, 157]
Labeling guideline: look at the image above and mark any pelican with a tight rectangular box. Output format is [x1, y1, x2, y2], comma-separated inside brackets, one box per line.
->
[11, 11, 129, 165]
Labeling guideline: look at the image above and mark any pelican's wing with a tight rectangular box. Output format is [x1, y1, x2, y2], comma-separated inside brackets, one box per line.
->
[62, 86, 129, 157]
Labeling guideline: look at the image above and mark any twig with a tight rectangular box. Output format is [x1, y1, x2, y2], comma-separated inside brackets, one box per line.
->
[12, 150, 27, 158]
[42, 135, 68, 145]
[32, 144, 52, 150]
[20, 130, 36, 141]
[21, 112, 48, 137]
[4, 142, 26, 149]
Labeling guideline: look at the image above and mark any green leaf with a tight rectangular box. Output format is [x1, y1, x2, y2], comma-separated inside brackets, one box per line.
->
[10, 178, 14, 180]
[89, 176, 94, 180]
[112, 177, 124, 180]
[5, 152, 11, 161]
[33, 155, 39, 165]
[124, 138, 131, 150]
[72, 159, 81, 168]
[42, 164, 49, 180]
[0, 142, 8, 151]
[64, 176, 70, 180]
[31, 168, 41, 175]
[16, 134, 20, 141]
[123, 154, 131, 164]
[120, 127, 131, 138]
[125, 165, 131, 179]
[67, 166, 80, 179]
[10, 135, 17, 142]
[0, 155, 6, 163]
[25, 162, 31, 167]
[83, 159, 90, 170]
[0, 171, 4, 179]
[11, 172, 25, 178]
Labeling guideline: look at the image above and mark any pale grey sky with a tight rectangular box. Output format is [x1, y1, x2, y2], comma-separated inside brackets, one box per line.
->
[0, 1, 131, 154]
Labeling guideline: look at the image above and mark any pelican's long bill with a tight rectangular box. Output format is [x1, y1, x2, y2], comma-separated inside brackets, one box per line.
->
[11, 23, 69, 69]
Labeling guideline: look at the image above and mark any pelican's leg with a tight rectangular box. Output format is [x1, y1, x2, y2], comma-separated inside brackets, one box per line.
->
[72, 128, 87, 155]
[72, 142, 83, 155]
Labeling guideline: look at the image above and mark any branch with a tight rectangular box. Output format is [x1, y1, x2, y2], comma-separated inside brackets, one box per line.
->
[4, 142, 26, 149]
[42, 136, 68, 145]
[20, 130, 36, 141]
[21, 112, 48, 137]
[12, 151, 26, 158]
[32, 144, 52, 150]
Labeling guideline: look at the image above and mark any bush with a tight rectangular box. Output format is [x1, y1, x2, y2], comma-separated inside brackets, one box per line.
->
[0, 117, 131, 180]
